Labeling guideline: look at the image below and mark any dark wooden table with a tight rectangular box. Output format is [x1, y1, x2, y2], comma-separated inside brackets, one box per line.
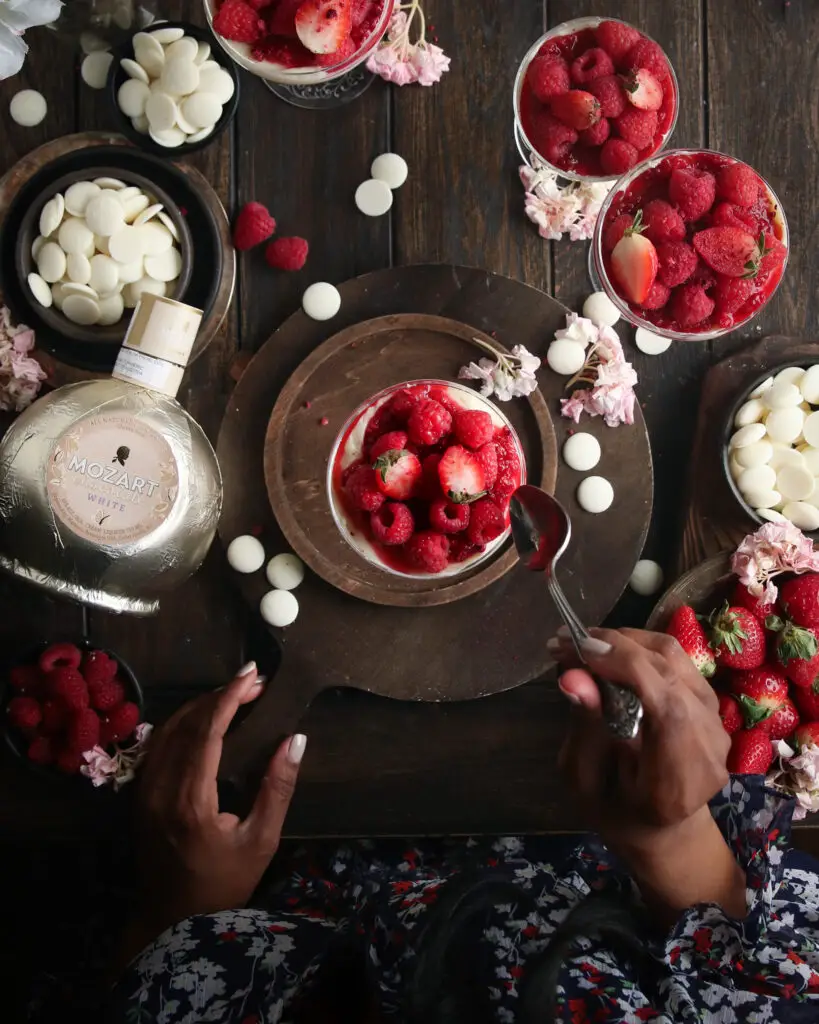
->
[1, 0, 816, 842]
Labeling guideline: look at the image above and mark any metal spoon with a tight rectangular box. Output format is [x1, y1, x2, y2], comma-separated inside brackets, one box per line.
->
[509, 484, 643, 740]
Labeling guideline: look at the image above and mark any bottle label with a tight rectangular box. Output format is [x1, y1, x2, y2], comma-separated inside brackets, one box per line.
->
[112, 346, 184, 398]
[46, 413, 179, 547]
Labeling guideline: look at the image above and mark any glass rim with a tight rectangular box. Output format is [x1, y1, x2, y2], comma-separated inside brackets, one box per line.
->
[512, 16, 680, 184]
[591, 147, 790, 342]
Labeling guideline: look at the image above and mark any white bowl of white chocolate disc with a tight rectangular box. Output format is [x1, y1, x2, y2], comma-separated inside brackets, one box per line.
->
[725, 363, 819, 532]
[18, 166, 191, 342]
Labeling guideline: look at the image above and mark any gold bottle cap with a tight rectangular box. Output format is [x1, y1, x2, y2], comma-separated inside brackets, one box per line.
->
[122, 293, 204, 369]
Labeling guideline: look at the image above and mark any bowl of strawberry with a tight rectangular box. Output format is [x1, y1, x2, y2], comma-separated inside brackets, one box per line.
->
[514, 17, 678, 181]
[2, 640, 144, 780]
[594, 148, 789, 339]
[329, 380, 525, 577]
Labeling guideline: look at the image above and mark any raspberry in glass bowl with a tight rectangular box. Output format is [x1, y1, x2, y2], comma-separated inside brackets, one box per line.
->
[204, 0, 395, 87]
[327, 380, 526, 578]
[593, 149, 789, 340]
[513, 17, 678, 182]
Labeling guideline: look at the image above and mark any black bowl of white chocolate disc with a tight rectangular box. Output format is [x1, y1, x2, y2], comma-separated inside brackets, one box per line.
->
[108, 21, 239, 156]
[724, 361, 819, 533]
[15, 166, 193, 346]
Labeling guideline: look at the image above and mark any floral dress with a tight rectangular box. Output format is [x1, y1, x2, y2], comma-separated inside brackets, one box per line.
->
[115, 777, 819, 1023]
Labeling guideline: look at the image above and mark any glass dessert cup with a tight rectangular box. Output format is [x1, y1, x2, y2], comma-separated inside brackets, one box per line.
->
[513, 16, 679, 183]
[592, 148, 790, 342]
[203, 0, 395, 109]
[327, 379, 526, 580]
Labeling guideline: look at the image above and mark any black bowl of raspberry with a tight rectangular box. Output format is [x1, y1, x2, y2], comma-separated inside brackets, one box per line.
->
[1, 639, 144, 783]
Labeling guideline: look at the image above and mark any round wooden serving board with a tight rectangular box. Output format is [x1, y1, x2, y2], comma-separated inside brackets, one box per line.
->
[264, 314, 556, 607]
[216, 265, 654, 785]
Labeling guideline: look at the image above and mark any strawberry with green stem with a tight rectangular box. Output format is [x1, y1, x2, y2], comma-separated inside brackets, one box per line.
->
[768, 616, 819, 689]
[611, 208, 659, 304]
[665, 605, 716, 678]
[372, 449, 422, 501]
[707, 602, 766, 670]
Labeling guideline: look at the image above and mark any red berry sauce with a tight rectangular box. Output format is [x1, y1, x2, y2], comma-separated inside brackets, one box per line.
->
[518, 21, 677, 178]
[600, 151, 787, 334]
[331, 383, 524, 576]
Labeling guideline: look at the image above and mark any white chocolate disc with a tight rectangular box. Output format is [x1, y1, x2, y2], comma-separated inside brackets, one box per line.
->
[175, 107, 197, 134]
[777, 464, 815, 501]
[156, 210, 180, 240]
[577, 475, 614, 513]
[546, 339, 586, 376]
[766, 406, 805, 444]
[108, 225, 146, 264]
[227, 534, 265, 573]
[62, 283, 99, 299]
[37, 241, 66, 283]
[729, 456, 743, 480]
[27, 272, 52, 307]
[582, 291, 620, 328]
[62, 293, 101, 325]
[134, 203, 163, 226]
[734, 398, 765, 427]
[93, 177, 126, 189]
[744, 487, 782, 509]
[738, 465, 777, 495]
[734, 440, 773, 468]
[85, 194, 126, 236]
[66, 253, 92, 285]
[803, 411, 819, 448]
[355, 178, 393, 217]
[87, 253, 120, 294]
[634, 327, 672, 355]
[30, 235, 45, 261]
[165, 36, 199, 62]
[783, 501, 819, 531]
[151, 26, 186, 44]
[81, 51, 113, 89]
[757, 507, 787, 523]
[138, 220, 173, 255]
[764, 381, 802, 409]
[730, 423, 767, 448]
[145, 90, 178, 131]
[799, 364, 819, 405]
[64, 181, 101, 217]
[266, 553, 305, 590]
[302, 282, 340, 321]
[180, 91, 222, 128]
[9, 89, 47, 126]
[629, 559, 664, 596]
[131, 114, 150, 134]
[800, 446, 819, 475]
[51, 282, 69, 310]
[371, 152, 408, 190]
[80, 31, 109, 54]
[768, 445, 805, 471]
[133, 31, 165, 77]
[195, 41, 211, 65]
[120, 57, 150, 83]
[774, 366, 805, 387]
[57, 216, 94, 255]
[118, 78, 151, 118]
[749, 375, 774, 399]
[562, 432, 601, 472]
[197, 65, 234, 103]
[116, 257, 145, 284]
[123, 277, 166, 308]
[260, 589, 299, 627]
[39, 195, 64, 238]
[161, 57, 199, 97]
[186, 125, 213, 143]
[144, 247, 182, 282]
[149, 126, 186, 148]
[121, 192, 151, 223]
[97, 291, 125, 326]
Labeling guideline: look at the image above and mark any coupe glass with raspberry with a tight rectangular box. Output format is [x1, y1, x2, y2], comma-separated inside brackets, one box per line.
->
[513, 17, 679, 182]
[328, 380, 526, 579]
[204, 0, 395, 107]
[593, 149, 789, 340]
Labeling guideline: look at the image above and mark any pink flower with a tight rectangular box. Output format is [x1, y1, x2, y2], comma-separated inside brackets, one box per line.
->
[388, 58, 418, 85]
[555, 314, 638, 428]
[366, 1, 449, 87]
[520, 159, 613, 243]
[766, 739, 819, 820]
[0, 306, 45, 412]
[731, 522, 819, 604]
[411, 43, 450, 85]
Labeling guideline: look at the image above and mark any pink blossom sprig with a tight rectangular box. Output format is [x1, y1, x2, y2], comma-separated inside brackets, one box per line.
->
[0, 306, 46, 412]
[366, 3, 450, 86]
[520, 157, 613, 242]
[459, 339, 541, 401]
[557, 314, 638, 428]
[767, 739, 819, 820]
[81, 722, 153, 790]
[731, 521, 819, 607]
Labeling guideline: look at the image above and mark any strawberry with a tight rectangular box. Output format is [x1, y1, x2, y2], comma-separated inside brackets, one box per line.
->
[233, 202, 276, 251]
[693, 226, 760, 279]
[730, 665, 789, 729]
[793, 680, 819, 721]
[779, 574, 819, 631]
[794, 721, 819, 750]
[765, 698, 800, 742]
[369, 430, 409, 461]
[664, 605, 716, 678]
[474, 443, 498, 489]
[372, 449, 421, 501]
[610, 210, 659, 305]
[732, 580, 777, 624]
[717, 693, 743, 735]
[295, 0, 353, 55]
[623, 68, 663, 111]
[550, 90, 602, 131]
[707, 603, 766, 670]
[437, 446, 487, 504]
[769, 618, 819, 688]
[727, 725, 773, 775]
[714, 277, 756, 317]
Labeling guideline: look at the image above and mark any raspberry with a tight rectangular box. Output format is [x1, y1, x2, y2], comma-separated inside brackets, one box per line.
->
[407, 400, 452, 447]
[529, 111, 578, 165]
[265, 236, 309, 271]
[570, 47, 614, 85]
[417, 453, 443, 501]
[344, 464, 385, 512]
[100, 702, 140, 746]
[713, 277, 756, 316]
[579, 117, 610, 147]
[47, 668, 89, 711]
[66, 708, 100, 754]
[38, 642, 81, 673]
[600, 138, 638, 176]
[8, 664, 41, 694]
[668, 167, 716, 221]
[41, 699, 66, 735]
[232, 201, 276, 251]
[603, 212, 634, 251]
[88, 678, 125, 713]
[251, 35, 313, 66]
[7, 695, 41, 732]
[671, 283, 715, 327]
[56, 747, 85, 775]
[657, 241, 697, 287]
[406, 531, 450, 573]
[528, 55, 570, 102]
[388, 386, 427, 422]
[429, 500, 470, 535]
[614, 108, 658, 150]
[640, 280, 670, 310]
[710, 201, 759, 233]
[690, 259, 717, 291]
[595, 20, 641, 63]
[641, 199, 685, 245]
[370, 502, 414, 545]
[213, 0, 265, 44]
[492, 431, 521, 504]
[453, 410, 493, 450]
[449, 537, 484, 563]
[716, 163, 760, 208]
[621, 38, 671, 84]
[27, 736, 54, 766]
[265, 0, 302, 35]
[369, 431, 409, 461]
[467, 499, 505, 546]
[475, 443, 498, 489]
[316, 35, 356, 67]
[434, 390, 461, 416]
[588, 74, 626, 118]
[81, 650, 118, 688]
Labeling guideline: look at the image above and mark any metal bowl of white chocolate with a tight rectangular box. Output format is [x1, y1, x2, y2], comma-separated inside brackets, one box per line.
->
[16, 165, 192, 345]
[724, 362, 819, 533]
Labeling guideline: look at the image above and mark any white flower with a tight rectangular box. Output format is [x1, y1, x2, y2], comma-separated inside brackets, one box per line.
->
[554, 313, 600, 350]
[766, 740, 819, 819]
[0, 0, 62, 79]
[554, 313, 638, 428]
[459, 342, 541, 402]
[520, 157, 613, 243]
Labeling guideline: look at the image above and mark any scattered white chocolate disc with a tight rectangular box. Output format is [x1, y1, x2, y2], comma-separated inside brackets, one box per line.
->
[371, 152, 408, 190]
[634, 327, 672, 355]
[734, 398, 765, 427]
[151, 26, 186, 45]
[227, 534, 265, 573]
[355, 178, 393, 217]
[777, 464, 814, 501]
[64, 181, 101, 217]
[180, 92, 221, 129]
[27, 272, 52, 308]
[775, 366, 805, 387]
[85, 194, 126, 236]
[121, 191, 151, 222]
[98, 292, 125, 326]
[39, 195, 64, 238]
[37, 242, 67, 283]
[562, 432, 601, 472]
[800, 446, 819, 475]
[66, 253, 92, 285]
[577, 475, 614, 513]
[764, 381, 802, 409]
[730, 422, 767, 448]
[266, 553, 305, 591]
[782, 501, 819, 531]
[765, 406, 804, 444]
[144, 247, 182, 282]
[81, 51, 113, 89]
[10, 89, 47, 127]
[582, 291, 619, 328]
[629, 559, 664, 596]
[734, 440, 773, 468]
[58, 217, 94, 255]
[62, 293, 101, 326]
[88, 254, 120, 295]
[546, 339, 586, 376]
[118, 78, 150, 118]
[757, 508, 787, 523]
[302, 282, 341, 321]
[197, 65, 234, 103]
[260, 589, 299, 628]
[175, 107, 197, 135]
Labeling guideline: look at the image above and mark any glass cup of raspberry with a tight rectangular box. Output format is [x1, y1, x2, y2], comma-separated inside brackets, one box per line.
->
[204, 0, 395, 106]
[327, 379, 526, 579]
[513, 16, 679, 182]
[592, 148, 789, 340]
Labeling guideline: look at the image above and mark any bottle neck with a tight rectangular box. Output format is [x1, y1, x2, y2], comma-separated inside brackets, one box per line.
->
[112, 294, 203, 398]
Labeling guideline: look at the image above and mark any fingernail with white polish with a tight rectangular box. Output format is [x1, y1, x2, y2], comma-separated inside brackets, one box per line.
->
[249, 676, 267, 692]
[557, 624, 571, 638]
[580, 637, 613, 656]
[237, 661, 257, 677]
[287, 733, 307, 766]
